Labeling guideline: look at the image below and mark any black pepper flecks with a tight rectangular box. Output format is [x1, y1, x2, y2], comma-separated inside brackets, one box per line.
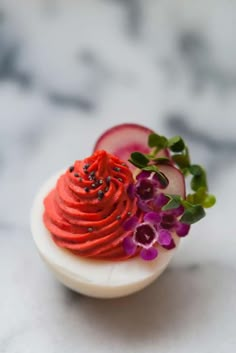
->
[116, 215, 121, 220]
[94, 180, 100, 187]
[98, 190, 104, 200]
[113, 167, 121, 172]
[118, 178, 123, 182]
[88, 171, 96, 180]
[69, 166, 74, 172]
[88, 227, 93, 232]
[84, 187, 90, 192]
[91, 183, 96, 188]
[106, 176, 111, 184]
[74, 173, 79, 177]
[83, 163, 90, 174]
[79, 177, 83, 182]
[83, 163, 90, 170]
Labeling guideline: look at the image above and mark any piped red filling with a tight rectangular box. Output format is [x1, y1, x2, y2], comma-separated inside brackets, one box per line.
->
[43, 150, 138, 260]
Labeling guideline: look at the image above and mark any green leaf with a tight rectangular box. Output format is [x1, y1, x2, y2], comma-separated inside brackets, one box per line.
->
[186, 187, 207, 205]
[142, 166, 169, 187]
[148, 133, 168, 149]
[180, 205, 206, 224]
[189, 165, 208, 191]
[148, 133, 159, 147]
[168, 136, 185, 152]
[128, 159, 143, 168]
[156, 171, 169, 188]
[162, 195, 181, 210]
[130, 131, 216, 222]
[130, 152, 149, 168]
[186, 193, 195, 204]
[151, 157, 170, 164]
[182, 167, 190, 177]
[189, 164, 203, 176]
[172, 154, 190, 169]
[203, 194, 216, 208]
[186, 187, 216, 209]
[142, 165, 159, 173]
[191, 173, 208, 191]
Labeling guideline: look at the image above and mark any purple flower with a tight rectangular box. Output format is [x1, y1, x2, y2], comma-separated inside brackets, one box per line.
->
[136, 179, 155, 200]
[122, 169, 191, 261]
[176, 222, 190, 237]
[123, 216, 139, 231]
[160, 212, 177, 230]
[137, 200, 152, 213]
[159, 210, 191, 238]
[172, 205, 185, 216]
[123, 221, 159, 261]
[162, 238, 176, 250]
[158, 229, 172, 246]
[122, 212, 175, 261]
[144, 211, 161, 224]
[136, 170, 152, 181]
[123, 236, 136, 255]
[135, 171, 169, 202]
[154, 193, 169, 208]
[134, 223, 157, 248]
[127, 183, 136, 199]
[140, 247, 158, 261]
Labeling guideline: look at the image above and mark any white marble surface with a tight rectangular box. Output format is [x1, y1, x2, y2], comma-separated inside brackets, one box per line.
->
[1, 0, 236, 352]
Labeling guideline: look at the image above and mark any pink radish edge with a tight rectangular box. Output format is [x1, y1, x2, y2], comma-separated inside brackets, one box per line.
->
[93, 123, 170, 169]
[94, 123, 152, 150]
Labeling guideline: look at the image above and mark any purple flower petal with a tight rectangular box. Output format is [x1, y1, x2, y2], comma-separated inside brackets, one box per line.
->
[127, 183, 136, 199]
[137, 200, 152, 213]
[123, 236, 137, 255]
[123, 216, 138, 231]
[158, 229, 172, 246]
[172, 205, 185, 217]
[154, 193, 169, 208]
[136, 170, 151, 181]
[144, 211, 161, 225]
[134, 223, 157, 246]
[160, 212, 177, 229]
[140, 247, 158, 261]
[162, 238, 176, 250]
[136, 179, 155, 200]
[176, 222, 190, 237]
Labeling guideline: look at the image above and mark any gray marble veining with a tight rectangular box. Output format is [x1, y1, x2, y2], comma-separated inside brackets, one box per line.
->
[0, 0, 236, 352]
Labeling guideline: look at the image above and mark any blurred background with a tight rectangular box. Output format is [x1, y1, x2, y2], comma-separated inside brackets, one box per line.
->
[1, 0, 236, 352]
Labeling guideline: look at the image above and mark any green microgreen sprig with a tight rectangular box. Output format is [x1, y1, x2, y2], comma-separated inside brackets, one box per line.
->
[128, 133, 216, 225]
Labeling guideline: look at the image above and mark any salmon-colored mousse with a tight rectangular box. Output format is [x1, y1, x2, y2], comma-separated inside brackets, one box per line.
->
[43, 150, 138, 260]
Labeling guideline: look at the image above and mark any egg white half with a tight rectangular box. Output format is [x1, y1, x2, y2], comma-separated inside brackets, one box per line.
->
[31, 172, 180, 298]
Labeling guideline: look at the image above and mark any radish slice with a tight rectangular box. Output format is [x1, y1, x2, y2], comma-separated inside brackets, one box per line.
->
[157, 164, 186, 198]
[94, 124, 184, 196]
[93, 123, 170, 168]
